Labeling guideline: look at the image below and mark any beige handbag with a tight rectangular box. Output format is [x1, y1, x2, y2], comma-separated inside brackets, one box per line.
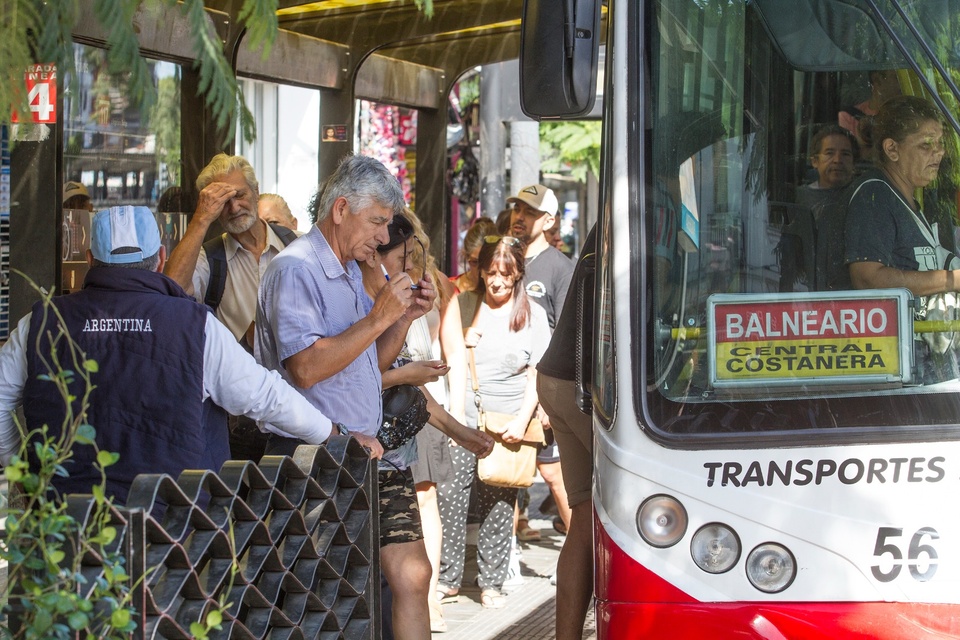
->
[468, 347, 545, 488]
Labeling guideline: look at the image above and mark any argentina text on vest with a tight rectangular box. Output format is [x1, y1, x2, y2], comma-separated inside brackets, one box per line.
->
[82, 318, 153, 332]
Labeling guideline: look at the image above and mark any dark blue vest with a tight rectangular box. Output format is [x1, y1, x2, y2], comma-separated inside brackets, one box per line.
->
[23, 267, 228, 504]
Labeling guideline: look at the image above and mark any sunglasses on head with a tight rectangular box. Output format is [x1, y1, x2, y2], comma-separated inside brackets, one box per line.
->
[483, 235, 522, 247]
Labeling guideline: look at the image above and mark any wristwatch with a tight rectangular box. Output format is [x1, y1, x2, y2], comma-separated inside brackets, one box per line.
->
[335, 422, 350, 436]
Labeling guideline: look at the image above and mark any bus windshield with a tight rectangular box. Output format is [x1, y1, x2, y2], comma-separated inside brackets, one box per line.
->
[643, 0, 960, 443]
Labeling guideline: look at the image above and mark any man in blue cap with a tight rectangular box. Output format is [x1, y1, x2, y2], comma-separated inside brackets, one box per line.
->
[0, 205, 380, 504]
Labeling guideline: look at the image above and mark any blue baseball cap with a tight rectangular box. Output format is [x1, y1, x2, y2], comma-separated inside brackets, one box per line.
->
[90, 206, 162, 264]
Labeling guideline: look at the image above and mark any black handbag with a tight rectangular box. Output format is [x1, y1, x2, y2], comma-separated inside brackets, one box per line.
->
[378, 384, 430, 450]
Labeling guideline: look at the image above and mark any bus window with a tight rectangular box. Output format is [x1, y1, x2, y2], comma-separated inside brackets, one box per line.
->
[643, 0, 960, 442]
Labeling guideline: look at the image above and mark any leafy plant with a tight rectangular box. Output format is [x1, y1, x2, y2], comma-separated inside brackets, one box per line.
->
[2, 0, 437, 141]
[0, 277, 239, 638]
[0, 0, 277, 142]
[0, 282, 134, 639]
[540, 120, 602, 182]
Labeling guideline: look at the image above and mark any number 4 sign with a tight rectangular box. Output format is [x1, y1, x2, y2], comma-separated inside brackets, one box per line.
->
[12, 64, 57, 124]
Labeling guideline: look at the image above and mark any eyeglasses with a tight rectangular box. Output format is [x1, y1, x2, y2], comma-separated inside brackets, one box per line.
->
[402, 235, 427, 290]
[484, 235, 522, 247]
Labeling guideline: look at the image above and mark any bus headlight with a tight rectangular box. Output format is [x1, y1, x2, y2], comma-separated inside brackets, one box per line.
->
[690, 523, 740, 574]
[636, 495, 687, 548]
[746, 543, 796, 593]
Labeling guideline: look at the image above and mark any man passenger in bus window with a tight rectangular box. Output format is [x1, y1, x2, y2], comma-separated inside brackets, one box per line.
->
[839, 69, 902, 159]
[790, 125, 859, 291]
[257, 154, 437, 640]
[845, 96, 960, 378]
[798, 126, 858, 211]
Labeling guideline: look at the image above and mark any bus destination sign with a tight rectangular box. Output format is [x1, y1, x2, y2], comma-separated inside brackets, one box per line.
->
[708, 290, 915, 390]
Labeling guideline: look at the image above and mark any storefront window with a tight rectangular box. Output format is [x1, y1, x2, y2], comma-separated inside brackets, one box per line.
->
[61, 45, 182, 292]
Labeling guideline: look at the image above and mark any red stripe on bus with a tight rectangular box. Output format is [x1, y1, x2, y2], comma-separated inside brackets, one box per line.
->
[595, 518, 960, 639]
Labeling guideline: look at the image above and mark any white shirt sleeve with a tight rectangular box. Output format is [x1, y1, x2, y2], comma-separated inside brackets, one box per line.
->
[0, 314, 31, 466]
[202, 314, 332, 443]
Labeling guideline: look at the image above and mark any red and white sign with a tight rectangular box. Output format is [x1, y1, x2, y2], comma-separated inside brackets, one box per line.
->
[12, 64, 57, 124]
[708, 291, 914, 389]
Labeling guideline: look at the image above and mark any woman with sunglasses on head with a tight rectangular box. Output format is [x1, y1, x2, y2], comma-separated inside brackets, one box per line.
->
[436, 235, 551, 610]
[358, 212, 495, 632]
[451, 217, 497, 293]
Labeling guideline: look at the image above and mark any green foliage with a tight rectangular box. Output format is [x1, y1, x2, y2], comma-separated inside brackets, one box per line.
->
[0, 281, 136, 640]
[0, 0, 276, 143]
[92, 0, 153, 109]
[539, 120, 602, 182]
[413, 0, 435, 18]
[2, 0, 444, 140]
[238, 0, 279, 57]
[0, 1, 44, 122]
[457, 73, 481, 113]
[0, 275, 240, 637]
[180, 0, 256, 142]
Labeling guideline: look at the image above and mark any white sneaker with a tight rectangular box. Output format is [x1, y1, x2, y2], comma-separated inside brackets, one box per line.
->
[502, 537, 525, 591]
[502, 567, 525, 591]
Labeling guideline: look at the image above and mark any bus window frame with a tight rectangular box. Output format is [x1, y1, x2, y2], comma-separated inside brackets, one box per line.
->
[630, 0, 960, 450]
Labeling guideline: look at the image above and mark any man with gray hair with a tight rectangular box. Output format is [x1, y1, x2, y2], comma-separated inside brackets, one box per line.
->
[165, 153, 298, 461]
[257, 154, 436, 640]
[0, 205, 380, 505]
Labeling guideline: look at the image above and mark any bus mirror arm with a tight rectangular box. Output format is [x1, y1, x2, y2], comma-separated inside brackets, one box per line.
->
[563, 0, 576, 59]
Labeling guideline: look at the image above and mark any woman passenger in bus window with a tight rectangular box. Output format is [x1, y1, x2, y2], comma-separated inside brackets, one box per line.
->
[844, 95, 960, 378]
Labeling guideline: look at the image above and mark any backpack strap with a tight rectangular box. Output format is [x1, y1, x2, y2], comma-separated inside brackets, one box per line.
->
[202, 234, 228, 312]
[268, 222, 298, 247]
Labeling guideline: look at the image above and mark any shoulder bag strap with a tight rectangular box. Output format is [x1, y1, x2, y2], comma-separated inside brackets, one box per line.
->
[466, 299, 486, 423]
[467, 347, 487, 430]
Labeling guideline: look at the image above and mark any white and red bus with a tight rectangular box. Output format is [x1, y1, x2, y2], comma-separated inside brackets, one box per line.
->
[522, 0, 960, 637]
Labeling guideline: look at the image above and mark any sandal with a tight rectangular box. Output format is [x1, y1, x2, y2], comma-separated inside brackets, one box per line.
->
[553, 516, 567, 536]
[480, 588, 506, 609]
[429, 611, 448, 633]
[436, 585, 460, 604]
[429, 599, 448, 632]
[517, 519, 541, 542]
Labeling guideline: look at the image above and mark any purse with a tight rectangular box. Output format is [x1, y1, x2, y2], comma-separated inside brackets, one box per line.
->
[378, 383, 430, 450]
[468, 347, 545, 488]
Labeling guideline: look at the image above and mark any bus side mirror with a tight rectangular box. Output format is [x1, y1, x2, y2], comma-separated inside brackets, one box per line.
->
[520, 0, 601, 119]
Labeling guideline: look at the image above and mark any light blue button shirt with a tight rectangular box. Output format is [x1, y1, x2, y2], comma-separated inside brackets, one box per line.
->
[257, 225, 383, 436]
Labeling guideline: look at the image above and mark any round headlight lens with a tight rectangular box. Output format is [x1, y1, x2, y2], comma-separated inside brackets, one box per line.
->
[691, 523, 740, 574]
[636, 495, 687, 548]
[746, 543, 796, 593]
